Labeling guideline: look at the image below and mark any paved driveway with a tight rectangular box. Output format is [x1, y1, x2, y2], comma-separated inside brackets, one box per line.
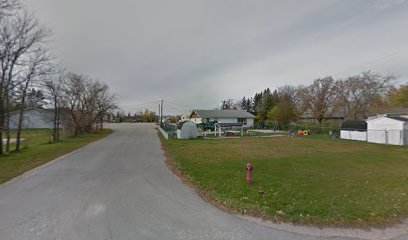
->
[0, 123, 406, 240]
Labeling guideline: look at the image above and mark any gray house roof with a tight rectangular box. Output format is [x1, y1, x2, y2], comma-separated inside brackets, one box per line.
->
[191, 109, 255, 119]
[387, 116, 408, 122]
[369, 107, 408, 115]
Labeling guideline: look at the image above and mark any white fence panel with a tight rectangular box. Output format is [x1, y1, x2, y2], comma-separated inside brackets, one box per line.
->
[159, 127, 169, 140]
[340, 130, 367, 141]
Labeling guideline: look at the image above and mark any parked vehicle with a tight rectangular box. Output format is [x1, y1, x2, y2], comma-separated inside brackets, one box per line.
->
[199, 121, 218, 131]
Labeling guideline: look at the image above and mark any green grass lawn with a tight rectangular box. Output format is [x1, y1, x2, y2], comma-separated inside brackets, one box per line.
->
[0, 128, 112, 184]
[161, 135, 408, 227]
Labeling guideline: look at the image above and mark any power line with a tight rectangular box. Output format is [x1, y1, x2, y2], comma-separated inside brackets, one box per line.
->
[333, 51, 408, 77]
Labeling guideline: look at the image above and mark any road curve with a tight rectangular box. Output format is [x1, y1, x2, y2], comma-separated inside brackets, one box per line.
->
[0, 123, 406, 240]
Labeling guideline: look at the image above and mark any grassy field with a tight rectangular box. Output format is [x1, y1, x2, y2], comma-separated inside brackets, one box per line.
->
[161, 135, 408, 227]
[0, 128, 112, 184]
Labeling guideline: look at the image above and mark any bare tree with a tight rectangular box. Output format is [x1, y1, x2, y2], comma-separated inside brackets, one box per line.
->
[0, 11, 51, 154]
[14, 47, 52, 151]
[94, 83, 117, 130]
[44, 71, 64, 143]
[277, 85, 303, 107]
[61, 73, 86, 135]
[61, 73, 116, 135]
[0, 0, 20, 18]
[337, 71, 394, 120]
[300, 76, 338, 124]
[220, 99, 238, 110]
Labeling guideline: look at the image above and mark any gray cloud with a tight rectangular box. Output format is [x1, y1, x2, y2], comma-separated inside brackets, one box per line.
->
[23, 0, 408, 114]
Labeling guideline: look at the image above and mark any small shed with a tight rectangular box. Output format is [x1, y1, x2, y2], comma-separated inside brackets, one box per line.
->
[176, 121, 198, 139]
[340, 120, 367, 141]
[367, 115, 408, 145]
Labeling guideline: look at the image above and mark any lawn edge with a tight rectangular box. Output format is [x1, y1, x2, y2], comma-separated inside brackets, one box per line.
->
[158, 131, 408, 230]
[158, 132, 298, 226]
[158, 132, 241, 216]
[0, 129, 113, 187]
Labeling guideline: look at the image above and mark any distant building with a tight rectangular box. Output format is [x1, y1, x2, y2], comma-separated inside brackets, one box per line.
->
[339, 109, 408, 145]
[366, 115, 408, 146]
[9, 108, 70, 129]
[186, 109, 255, 128]
[102, 113, 113, 123]
[180, 113, 191, 122]
[367, 108, 408, 119]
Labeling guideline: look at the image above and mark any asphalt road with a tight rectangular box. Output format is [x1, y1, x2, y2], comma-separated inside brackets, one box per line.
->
[0, 123, 406, 240]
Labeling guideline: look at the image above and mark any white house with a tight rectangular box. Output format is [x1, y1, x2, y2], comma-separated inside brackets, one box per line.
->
[180, 113, 191, 122]
[188, 109, 256, 128]
[340, 120, 367, 142]
[9, 108, 71, 130]
[366, 115, 408, 146]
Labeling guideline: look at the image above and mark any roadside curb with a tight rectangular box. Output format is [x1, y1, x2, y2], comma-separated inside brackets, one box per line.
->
[237, 215, 408, 240]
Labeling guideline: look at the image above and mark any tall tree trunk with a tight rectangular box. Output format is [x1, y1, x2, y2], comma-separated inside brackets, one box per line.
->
[52, 101, 58, 142]
[0, 127, 3, 154]
[5, 90, 10, 154]
[0, 129, 2, 154]
[70, 111, 81, 136]
[56, 110, 60, 141]
[15, 89, 28, 151]
[52, 98, 61, 142]
[6, 59, 17, 153]
[15, 105, 25, 151]
[0, 68, 7, 155]
[0, 91, 3, 155]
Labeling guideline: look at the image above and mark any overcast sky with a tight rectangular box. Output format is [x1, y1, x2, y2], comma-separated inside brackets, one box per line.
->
[24, 0, 408, 114]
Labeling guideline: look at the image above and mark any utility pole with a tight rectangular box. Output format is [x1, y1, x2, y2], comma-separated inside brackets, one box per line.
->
[160, 99, 163, 127]
[158, 101, 161, 125]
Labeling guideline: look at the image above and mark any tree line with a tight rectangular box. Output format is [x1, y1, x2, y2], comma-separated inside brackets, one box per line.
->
[225, 71, 405, 128]
[114, 109, 158, 123]
[0, 0, 117, 155]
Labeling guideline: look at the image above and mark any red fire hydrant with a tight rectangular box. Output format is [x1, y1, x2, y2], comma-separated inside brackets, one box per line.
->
[246, 163, 253, 184]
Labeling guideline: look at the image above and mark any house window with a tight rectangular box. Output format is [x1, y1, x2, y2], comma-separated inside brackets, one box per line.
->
[238, 118, 247, 124]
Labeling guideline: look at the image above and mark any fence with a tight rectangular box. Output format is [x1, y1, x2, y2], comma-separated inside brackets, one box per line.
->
[289, 124, 407, 146]
[159, 127, 169, 140]
[159, 122, 177, 140]
[161, 122, 176, 132]
[339, 129, 407, 146]
[340, 130, 367, 141]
